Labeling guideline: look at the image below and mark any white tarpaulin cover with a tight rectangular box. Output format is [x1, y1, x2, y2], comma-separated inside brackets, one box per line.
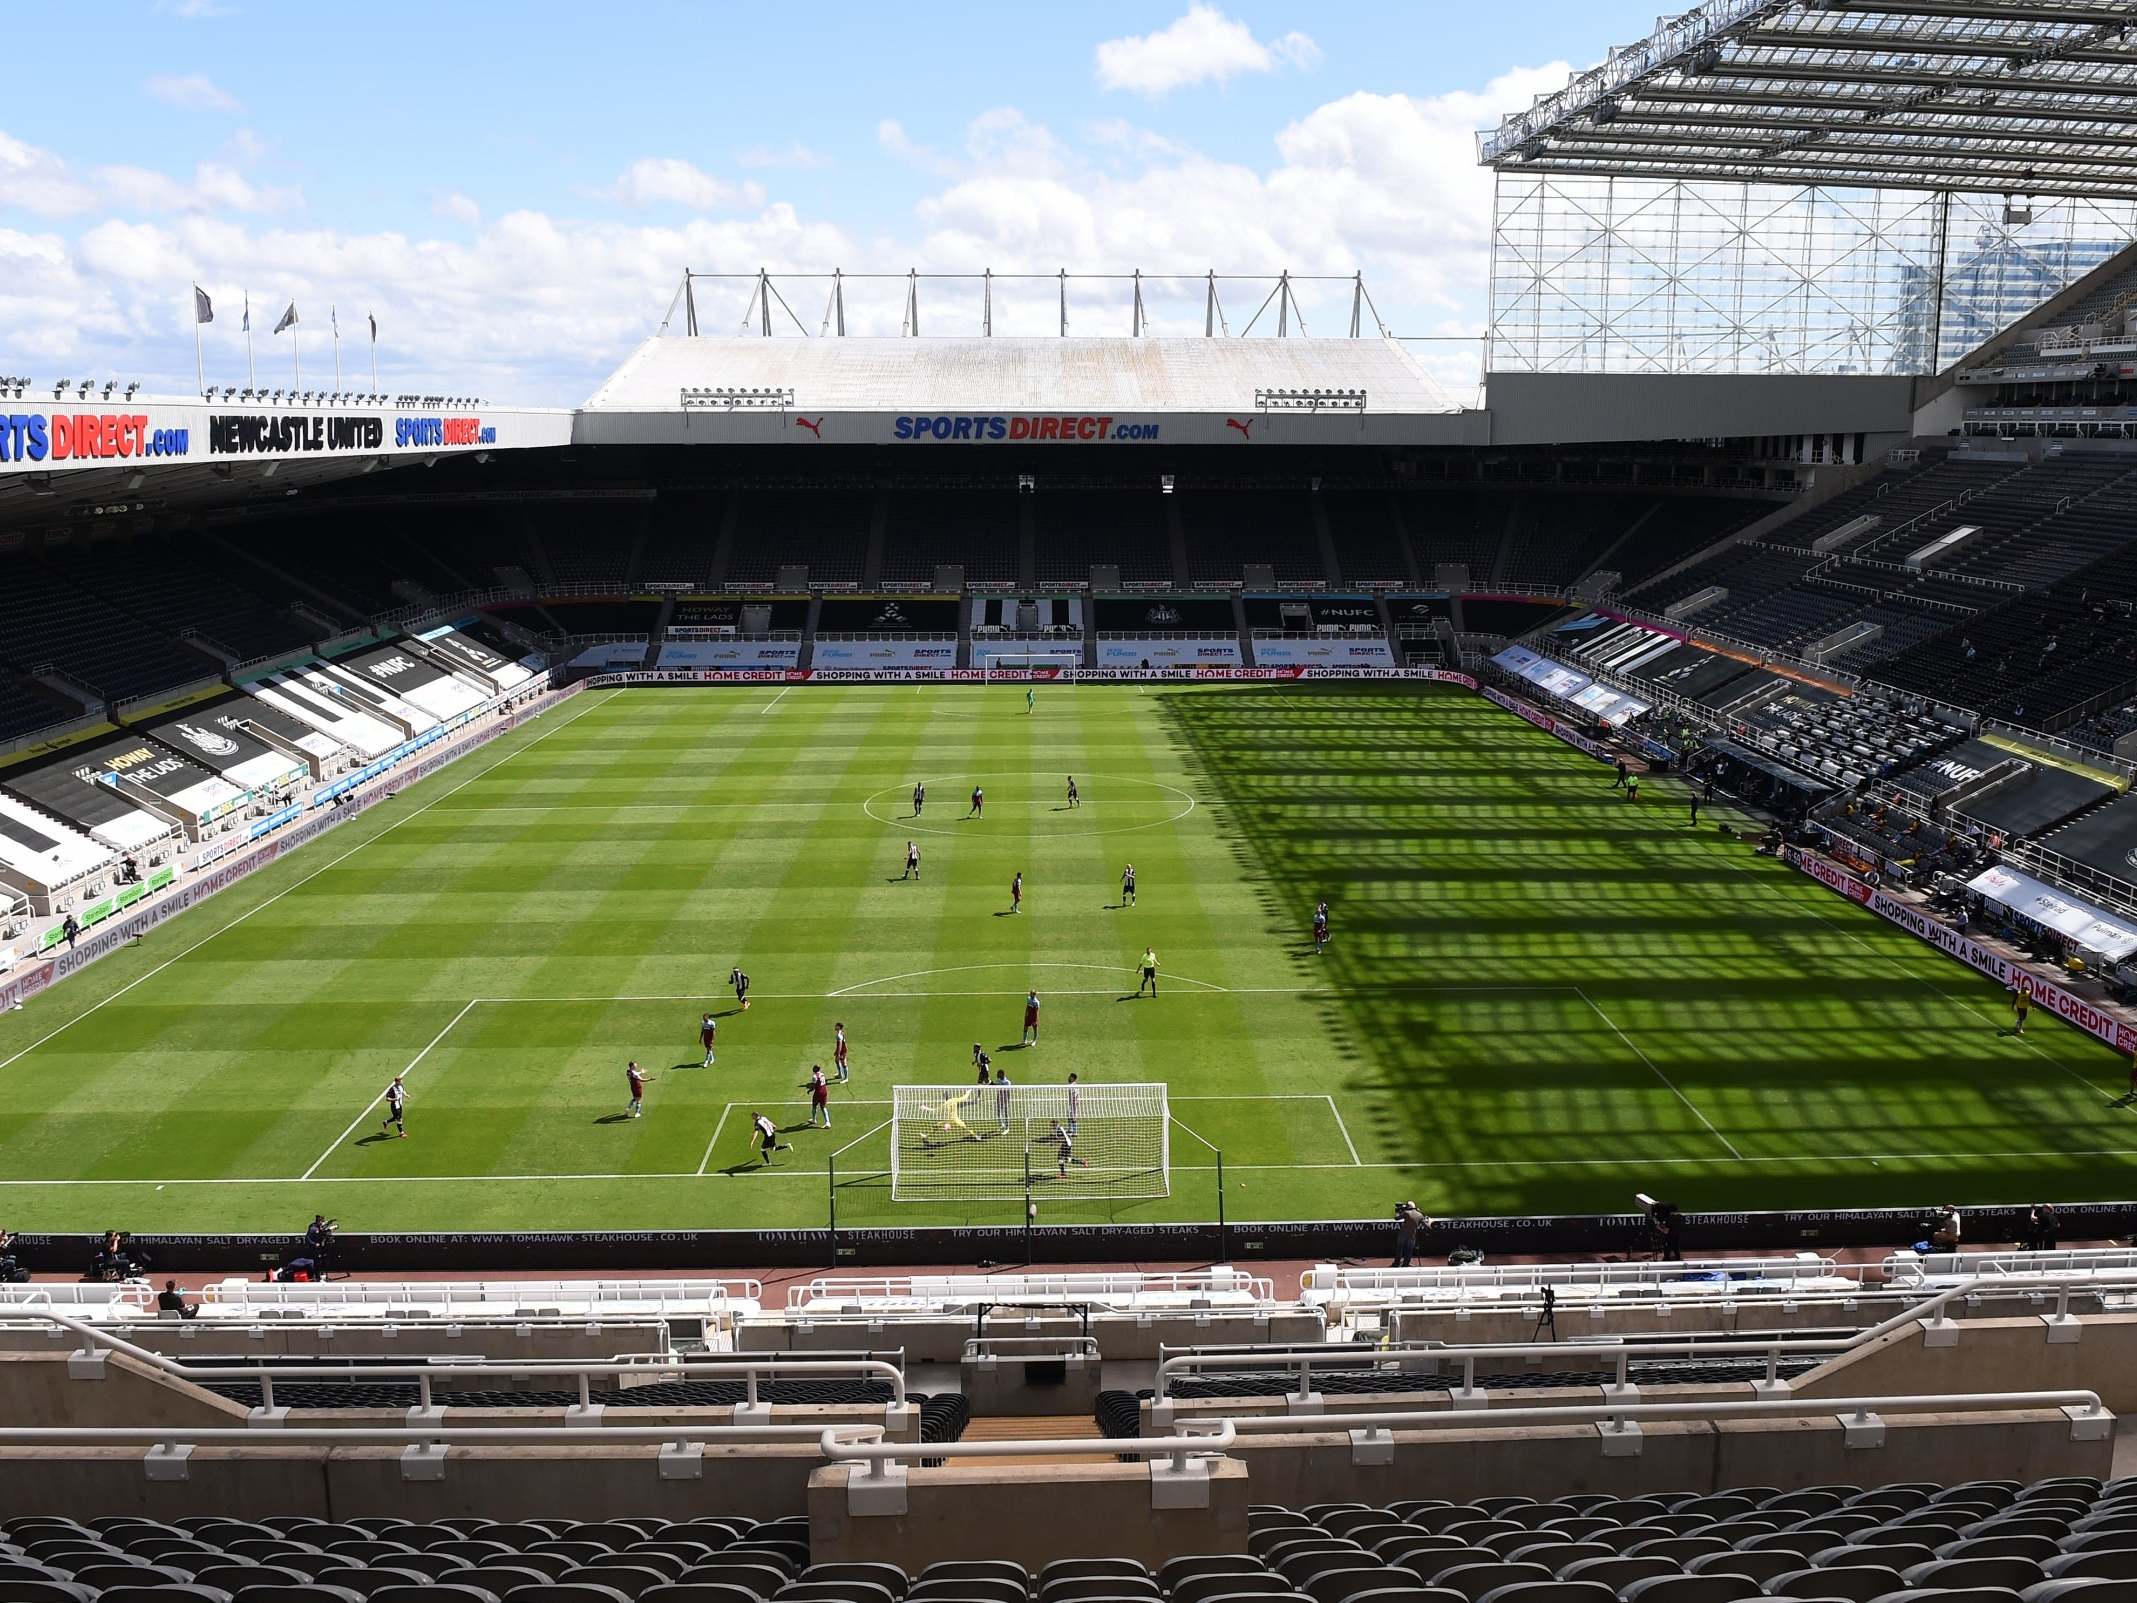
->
[1968, 863, 2137, 961]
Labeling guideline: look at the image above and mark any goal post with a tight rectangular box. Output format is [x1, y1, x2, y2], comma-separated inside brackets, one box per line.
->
[890, 1082, 1169, 1202]
[978, 650, 1080, 682]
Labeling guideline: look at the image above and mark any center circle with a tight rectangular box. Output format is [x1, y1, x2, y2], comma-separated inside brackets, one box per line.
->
[862, 771, 1197, 839]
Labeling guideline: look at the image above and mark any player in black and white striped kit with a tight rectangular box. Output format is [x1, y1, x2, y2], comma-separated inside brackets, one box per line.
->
[379, 1075, 408, 1140]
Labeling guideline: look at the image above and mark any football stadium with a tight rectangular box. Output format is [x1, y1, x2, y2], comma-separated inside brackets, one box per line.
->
[10, 0, 2137, 1569]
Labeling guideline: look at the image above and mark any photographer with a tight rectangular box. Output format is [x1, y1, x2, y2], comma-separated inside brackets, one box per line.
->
[303, 1215, 338, 1281]
[0, 1228, 23, 1284]
[2024, 1202, 2058, 1254]
[1392, 1200, 1428, 1268]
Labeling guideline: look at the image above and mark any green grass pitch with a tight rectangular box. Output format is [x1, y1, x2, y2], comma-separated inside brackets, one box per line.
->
[1, 679, 2132, 1236]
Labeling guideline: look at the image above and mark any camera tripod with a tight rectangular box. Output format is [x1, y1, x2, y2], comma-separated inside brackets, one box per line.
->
[1532, 1284, 1558, 1342]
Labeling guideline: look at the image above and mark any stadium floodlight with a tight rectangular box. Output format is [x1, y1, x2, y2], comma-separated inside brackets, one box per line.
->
[124, 382, 138, 399]
[680, 385, 797, 410]
[1256, 387, 1367, 413]
[889, 1082, 1169, 1203]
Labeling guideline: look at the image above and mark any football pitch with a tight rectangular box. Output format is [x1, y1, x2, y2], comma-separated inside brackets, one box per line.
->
[1, 679, 2133, 1237]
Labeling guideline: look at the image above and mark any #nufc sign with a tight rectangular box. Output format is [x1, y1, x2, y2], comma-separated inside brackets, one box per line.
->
[0, 412, 191, 463]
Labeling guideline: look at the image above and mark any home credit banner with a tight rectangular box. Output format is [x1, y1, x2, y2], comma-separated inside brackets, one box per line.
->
[1783, 847, 2137, 1057]
[587, 666, 1480, 688]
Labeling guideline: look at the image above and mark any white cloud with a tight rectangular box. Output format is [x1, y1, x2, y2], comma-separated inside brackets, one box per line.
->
[93, 160, 300, 215]
[146, 73, 242, 113]
[607, 158, 764, 211]
[16, 61, 1567, 407]
[876, 119, 958, 178]
[0, 132, 98, 218]
[738, 143, 831, 171]
[1095, 5, 1318, 95]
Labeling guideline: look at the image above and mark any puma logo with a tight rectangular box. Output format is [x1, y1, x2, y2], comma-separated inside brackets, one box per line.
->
[795, 416, 824, 438]
[1225, 417, 1255, 440]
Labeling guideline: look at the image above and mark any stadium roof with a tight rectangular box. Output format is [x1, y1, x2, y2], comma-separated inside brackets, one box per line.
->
[583, 335, 1461, 416]
[1480, 0, 2137, 200]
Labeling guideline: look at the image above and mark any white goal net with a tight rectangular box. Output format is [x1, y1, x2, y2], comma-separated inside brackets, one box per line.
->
[890, 1082, 1169, 1202]
[979, 651, 1080, 681]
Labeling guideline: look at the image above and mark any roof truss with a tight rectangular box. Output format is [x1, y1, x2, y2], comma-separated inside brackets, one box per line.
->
[1481, 0, 2137, 199]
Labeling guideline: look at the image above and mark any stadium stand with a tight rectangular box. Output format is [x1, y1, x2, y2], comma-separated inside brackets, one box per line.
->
[43, 540, 320, 665]
[1321, 489, 1414, 587]
[881, 488, 1022, 588]
[0, 561, 229, 702]
[1032, 487, 1177, 587]
[0, 676, 87, 744]
[1177, 487, 1327, 587]
[725, 489, 874, 587]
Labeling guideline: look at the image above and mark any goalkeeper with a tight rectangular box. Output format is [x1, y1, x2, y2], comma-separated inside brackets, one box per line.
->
[921, 1088, 981, 1149]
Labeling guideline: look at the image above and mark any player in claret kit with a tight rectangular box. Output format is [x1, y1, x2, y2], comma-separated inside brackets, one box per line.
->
[699, 1012, 718, 1067]
[1312, 900, 1330, 955]
[1022, 989, 1041, 1046]
[968, 784, 985, 819]
[833, 1022, 850, 1083]
[626, 1061, 650, 1119]
[1010, 871, 1024, 914]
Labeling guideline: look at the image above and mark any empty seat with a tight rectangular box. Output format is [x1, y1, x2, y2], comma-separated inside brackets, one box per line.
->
[1760, 1567, 1903, 1602]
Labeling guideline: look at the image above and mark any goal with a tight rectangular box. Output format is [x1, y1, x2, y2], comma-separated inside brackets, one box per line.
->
[890, 1082, 1169, 1202]
[978, 650, 1080, 682]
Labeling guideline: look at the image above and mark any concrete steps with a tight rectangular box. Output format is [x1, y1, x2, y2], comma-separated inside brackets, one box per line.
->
[958, 1412, 1104, 1466]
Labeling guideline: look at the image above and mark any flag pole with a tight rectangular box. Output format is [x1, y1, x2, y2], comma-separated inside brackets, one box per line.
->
[370, 315, 379, 394]
[192, 290, 205, 396]
[245, 293, 256, 389]
[293, 324, 301, 390]
[332, 308, 342, 394]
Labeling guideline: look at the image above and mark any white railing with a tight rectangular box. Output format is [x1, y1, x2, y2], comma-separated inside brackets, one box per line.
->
[1159, 1270, 2137, 1412]
[1301, 1257, 1850, 1302]
[18, 1308, 905, 1414]
[199, 1276, 764, 1318]
[825, 1420, 1234, 1482]
[787, 1270, 1274, 1311]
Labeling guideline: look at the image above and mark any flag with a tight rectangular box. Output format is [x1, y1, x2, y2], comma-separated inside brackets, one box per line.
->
[241, 295, 250, 333]
[273, 302, 298, 335]
[332, 306, 339, 335]
[368, 313, 377, 344]
[193, 285, 213, 324]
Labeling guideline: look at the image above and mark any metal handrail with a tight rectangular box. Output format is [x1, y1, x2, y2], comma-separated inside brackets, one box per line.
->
[1222, 1391, 2108, 1435]
[789, 1270, 1275, 1310]
[19, 1308, 907, 1411]
[961, 1336, 1102, 1360]
[1302, 1257, 1847, 1297]
[0, 1423, 884, 1449]
[1159, 1270, 2137, 1403]
[200, 1276, 765, 1311]
[822, 1420, 1235, 1480]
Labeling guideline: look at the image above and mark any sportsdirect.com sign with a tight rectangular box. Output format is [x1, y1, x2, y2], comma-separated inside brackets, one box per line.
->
[0, 412, 191, 463]
[892, 414, 1162, 443]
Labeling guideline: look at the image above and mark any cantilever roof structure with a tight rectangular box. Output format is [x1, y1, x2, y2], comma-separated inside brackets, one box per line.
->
[1480, 0, 2137, 200]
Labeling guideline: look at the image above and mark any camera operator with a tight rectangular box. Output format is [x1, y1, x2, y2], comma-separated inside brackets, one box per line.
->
[1392, 1200, 1428, 1268]
[0, 1227, 23, 1284]
[2025, 1202, 2058, 1254]
[303, 1215, 338, 1280]
[1637, 1194, 1684, 1262]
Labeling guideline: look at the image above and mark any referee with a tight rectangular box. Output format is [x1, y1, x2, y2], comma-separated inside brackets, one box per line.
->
[1137, 946, 1159, 997]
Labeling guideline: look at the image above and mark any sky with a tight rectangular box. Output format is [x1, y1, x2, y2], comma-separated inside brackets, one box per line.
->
[0, 1, 1659, 408]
